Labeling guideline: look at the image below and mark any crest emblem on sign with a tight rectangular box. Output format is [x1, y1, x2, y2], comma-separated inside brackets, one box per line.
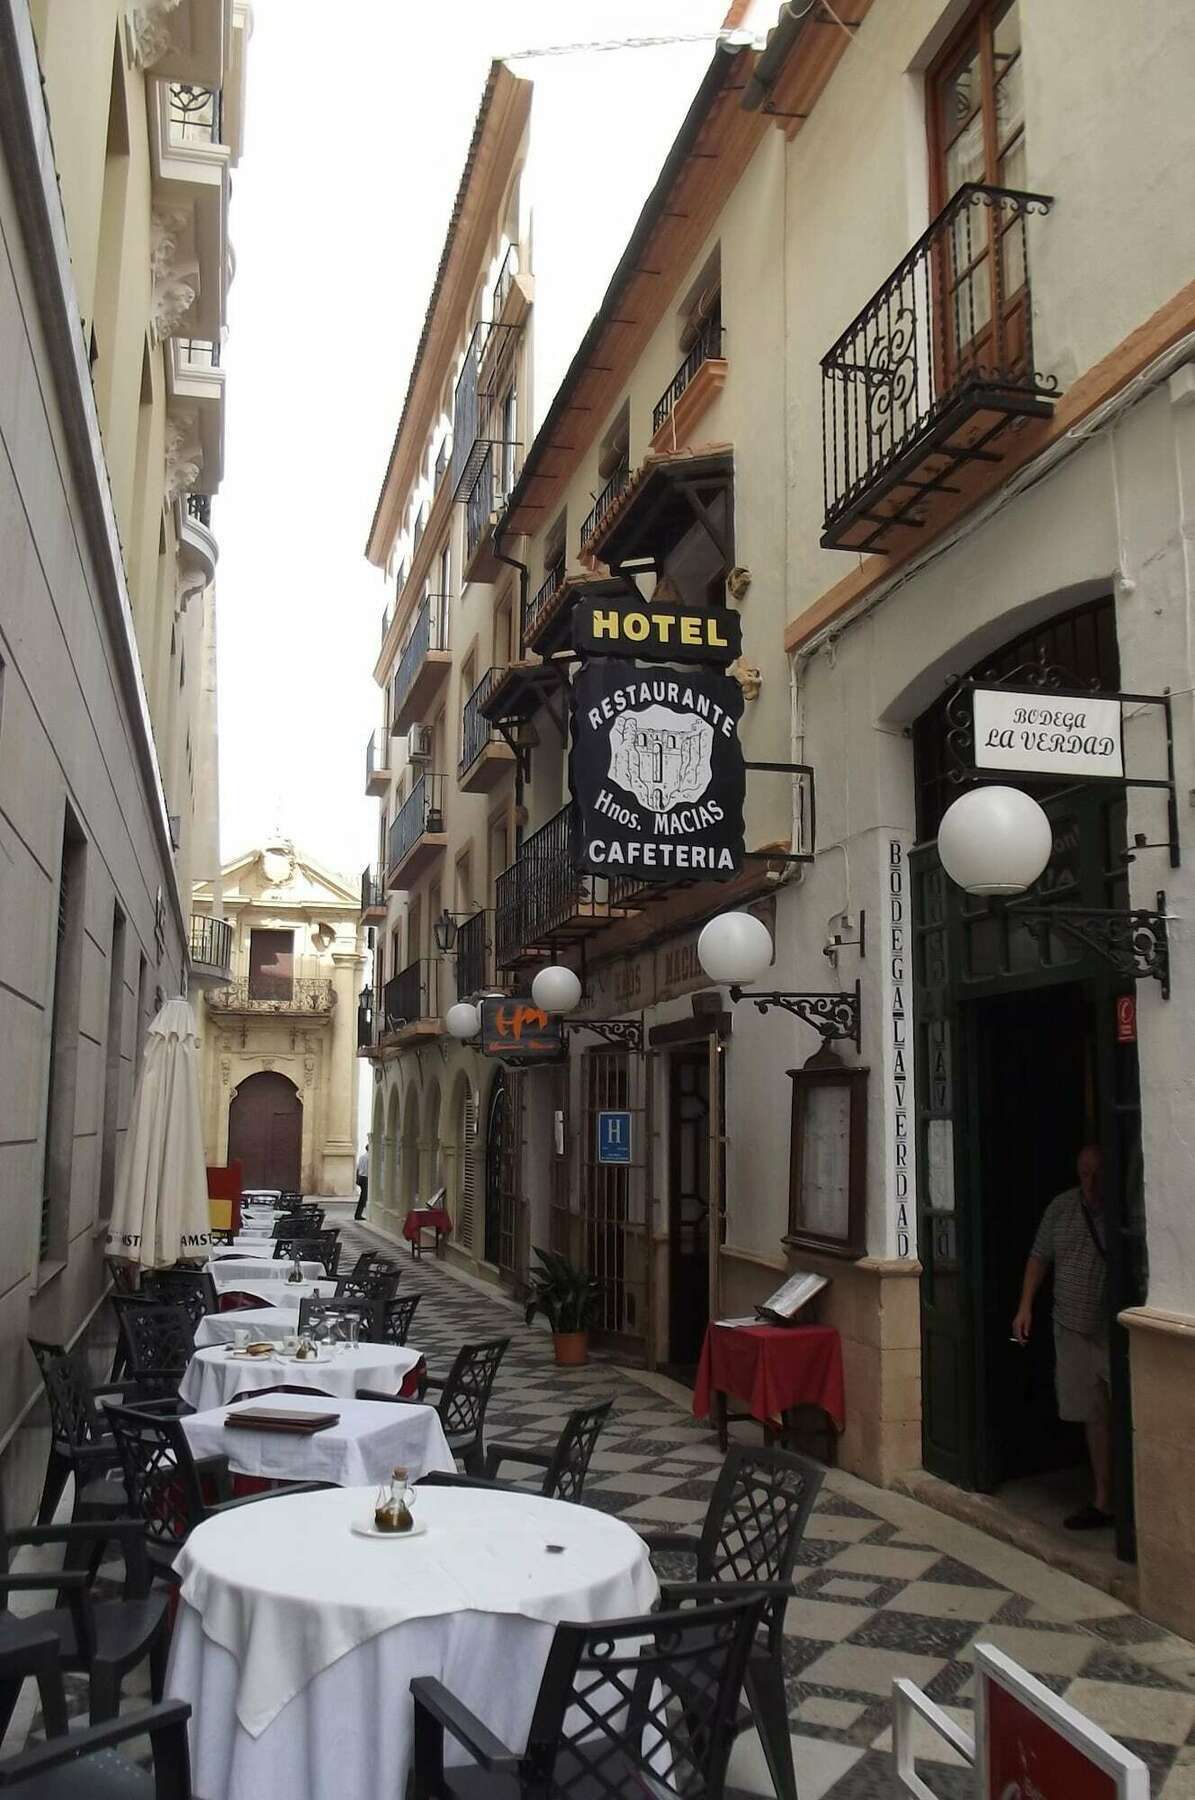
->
[607, 705, 714, 811]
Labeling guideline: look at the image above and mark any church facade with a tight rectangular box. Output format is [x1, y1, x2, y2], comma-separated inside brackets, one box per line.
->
[192, 838, 365, 1196]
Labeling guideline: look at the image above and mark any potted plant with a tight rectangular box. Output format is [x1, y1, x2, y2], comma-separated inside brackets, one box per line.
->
[524, 1247, 604, 1366]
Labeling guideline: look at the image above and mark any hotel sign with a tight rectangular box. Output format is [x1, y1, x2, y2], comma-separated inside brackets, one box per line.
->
[972, 686, 1124, 780]
[479, 998, 564, 1063]
[573, 600, 742, 666]
[570, 658, 745, 883]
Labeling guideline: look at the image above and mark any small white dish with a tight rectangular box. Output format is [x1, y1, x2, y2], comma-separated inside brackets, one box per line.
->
[283, 1349, 330, 1364]
[350, 1519, 427, 1541]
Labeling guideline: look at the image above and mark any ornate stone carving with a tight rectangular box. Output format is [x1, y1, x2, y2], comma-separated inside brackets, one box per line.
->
[127, 0, 183, 69]
[220, 1059, 230, 1086]
[164, 407, 203, 502]
[304, 1058, 314, 1088]
[728, 657, 762, 701]
[150, 209, 198, 343]
[726, 565, 752, 601]
[260, 1057, 274, 1071]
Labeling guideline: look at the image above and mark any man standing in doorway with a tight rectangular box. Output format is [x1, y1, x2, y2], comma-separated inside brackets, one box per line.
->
[354, 1139, 370, 1222]
[1012, 1145, 1111, 1530]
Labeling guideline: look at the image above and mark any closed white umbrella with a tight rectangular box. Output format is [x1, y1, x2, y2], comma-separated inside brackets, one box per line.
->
[106, 997, 211, 1269]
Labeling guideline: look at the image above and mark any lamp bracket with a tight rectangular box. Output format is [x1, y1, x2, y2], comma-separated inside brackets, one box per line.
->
[564, 1017, 644, 1052]
[728, 978, 861, 1051]
[1004, 892, 1170, 998]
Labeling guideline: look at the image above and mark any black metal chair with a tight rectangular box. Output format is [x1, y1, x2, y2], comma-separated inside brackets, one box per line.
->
[103, 1401, 325, 1584]
[208, 1227, 235, 1246]
[102, 1259, 139, 1297]
[0, 1513, 171, 1729]
[0, 1624, 192, 1797]
[27, 1341, 139, 1528]
[272, 1234, 338, 1275]
[358, 1337, 509, 1475]
[487, 1398, 613, 1501]
[373, 1293, 421, 1347]
[344, 1251, 378, 1285]
[643, 1444, 824, 1800]
[109, 1299, 195, 1400]
[410, 1591, 770, 1800]
[140, 1268, 217, 1334]
[271, 1208, 322, 1238]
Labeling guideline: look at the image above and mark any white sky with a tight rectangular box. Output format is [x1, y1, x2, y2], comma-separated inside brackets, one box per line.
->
[215, 0, 734, 882]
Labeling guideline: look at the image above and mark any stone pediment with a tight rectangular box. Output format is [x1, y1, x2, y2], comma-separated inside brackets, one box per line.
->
[206, 841, 359, 914]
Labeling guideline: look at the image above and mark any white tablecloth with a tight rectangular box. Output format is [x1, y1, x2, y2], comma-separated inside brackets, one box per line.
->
[180, 1392, 453, 1487]
[205, 1279, 336, 1311]
[195, 1304, 330, 1349]
[167, 1485, 656, 1799]
[242, 1190, 282, 1201]
[206, 1258, 326, 1292]
[180, 1344, 420, 1411]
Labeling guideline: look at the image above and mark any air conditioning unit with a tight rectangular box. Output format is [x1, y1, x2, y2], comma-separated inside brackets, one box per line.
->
[406, 724, 432, 764]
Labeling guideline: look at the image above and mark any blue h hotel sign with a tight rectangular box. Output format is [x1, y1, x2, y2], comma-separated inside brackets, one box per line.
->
[597, 1110, 632, 1165]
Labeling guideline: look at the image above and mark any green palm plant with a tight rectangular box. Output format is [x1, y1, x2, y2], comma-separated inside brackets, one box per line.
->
[523, 1247, 604, 1334]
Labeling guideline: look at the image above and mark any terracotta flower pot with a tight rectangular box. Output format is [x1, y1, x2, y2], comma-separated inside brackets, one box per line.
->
[553, 1330, 589, 1366]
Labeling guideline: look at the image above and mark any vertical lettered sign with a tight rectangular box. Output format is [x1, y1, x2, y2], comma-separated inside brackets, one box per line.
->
[884, 837, 917, 1258]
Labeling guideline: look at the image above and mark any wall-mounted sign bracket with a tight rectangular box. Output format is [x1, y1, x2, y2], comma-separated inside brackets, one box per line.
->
[728, 978, 861, 1051]
[564, 1017, 645, 1052]
[1000, 892, 1170, 998]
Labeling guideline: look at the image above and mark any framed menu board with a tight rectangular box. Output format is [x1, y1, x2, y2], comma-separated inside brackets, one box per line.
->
[784, 1055, 868, 1258]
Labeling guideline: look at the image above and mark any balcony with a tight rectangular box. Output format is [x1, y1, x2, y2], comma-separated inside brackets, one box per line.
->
[650, 315, 727, 452]
[188, 914, 232, 987]
[389, 595, 450, 735]
[206, 979, 335, 1017]
[455, 909, 492, 1001]
[821, 183, 1056, 555]
[458, 669, 517, 793]
[149, 82, 230, 343]
[361, 866, 386, 923]
[523, 571, 629, 659]
[494, 805, 641, 970]
[386, 773, 447, 889]
[365, 730, 391, 797]
[464, 443, 520, 581]
[579, 465, 630, 558]
[381, 959, 442, 1044]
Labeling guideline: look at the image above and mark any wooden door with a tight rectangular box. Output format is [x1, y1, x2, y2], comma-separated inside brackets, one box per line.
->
[228, 1072, 302, 1192]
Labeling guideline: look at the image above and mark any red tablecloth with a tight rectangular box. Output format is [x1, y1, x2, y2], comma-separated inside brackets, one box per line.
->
[692, 1322, 845, 1430]
[402, 1208, 452, 1244]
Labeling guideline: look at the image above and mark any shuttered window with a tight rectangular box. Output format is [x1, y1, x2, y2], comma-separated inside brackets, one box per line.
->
[457, 1090, 478, 1249]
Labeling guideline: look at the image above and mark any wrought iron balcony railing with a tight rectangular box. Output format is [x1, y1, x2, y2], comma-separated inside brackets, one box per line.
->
[361, 866, 385, 913]
[167, 83, 223, 146]
[491, 242, 519, 321]
[459, 668, 507, 777]
[821, 182, 1055, 551]
[185, 492, 211, 527]
[523, 563, 565, 646]
[652, 314, 724, 435]
[391, 595, 449, 723]
[580, 464, 630, 550]
[455, 909, 489, 1001]
[383, 959, 439, 1032]
[207, 978, 335, 1014]
[388, 772, 445, 874]
[189, 915, 232, 972]
[465, 444, 519, 565]
[494, 805, 641, 968]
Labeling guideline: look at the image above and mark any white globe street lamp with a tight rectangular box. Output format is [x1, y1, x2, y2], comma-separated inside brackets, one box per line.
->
[443, 1001, 480, 1040]
[696, 910, 774, 986]
[937, 785, 1053, 897]
[531, 964, 583, 1015]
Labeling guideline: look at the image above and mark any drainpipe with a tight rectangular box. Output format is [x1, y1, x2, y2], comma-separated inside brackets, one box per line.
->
[491, 521, 529, 853]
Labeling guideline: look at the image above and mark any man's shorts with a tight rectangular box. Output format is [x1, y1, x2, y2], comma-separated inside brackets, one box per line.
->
[1054, 1323, 1110, 1422]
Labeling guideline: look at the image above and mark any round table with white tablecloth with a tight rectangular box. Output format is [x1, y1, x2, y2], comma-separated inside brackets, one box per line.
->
[166, 1484, 657, 1800]
[205, 1257, 326, 1293]
[179, 1391, 452, 1488]
[205, 1277, 337, 1311]
[179, 1342, 420, 1411]
[193, 1302, 339, 1349]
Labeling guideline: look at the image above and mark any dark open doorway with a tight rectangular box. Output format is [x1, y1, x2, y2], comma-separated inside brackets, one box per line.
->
[666, 1047, 712, 1376]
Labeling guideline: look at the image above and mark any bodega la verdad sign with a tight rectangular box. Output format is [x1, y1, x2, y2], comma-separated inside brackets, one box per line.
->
[570, 657, 746, 882]
[972, 685, 1124, 780]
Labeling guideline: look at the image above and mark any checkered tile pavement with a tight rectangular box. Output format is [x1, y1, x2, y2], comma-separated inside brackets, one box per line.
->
[13, 1203, 1195, 1797]
[343, 1207, 1195, 1798]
